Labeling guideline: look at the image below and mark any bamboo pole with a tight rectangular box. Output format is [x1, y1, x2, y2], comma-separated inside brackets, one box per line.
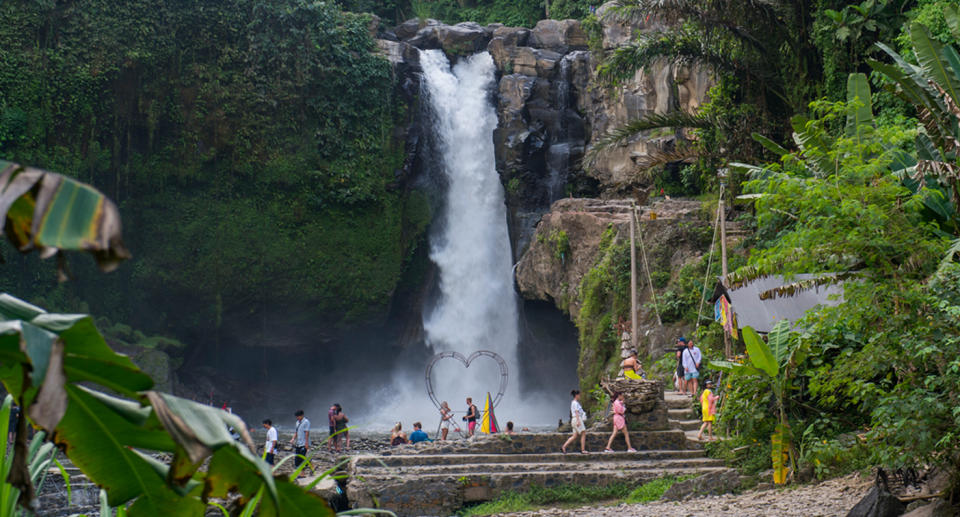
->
[630, 203, 638, 352]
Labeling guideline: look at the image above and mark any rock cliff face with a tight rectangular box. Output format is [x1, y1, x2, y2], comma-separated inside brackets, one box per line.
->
[378, 5, 712, 258]
[515, 197, 712, 356]
[377, 8, 719, 395]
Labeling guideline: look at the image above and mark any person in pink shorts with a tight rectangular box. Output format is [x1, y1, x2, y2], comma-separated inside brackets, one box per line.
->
[604, 392, 636, 452]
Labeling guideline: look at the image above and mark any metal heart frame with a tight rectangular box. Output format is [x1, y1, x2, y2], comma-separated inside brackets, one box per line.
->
[424, 350, 509, 410]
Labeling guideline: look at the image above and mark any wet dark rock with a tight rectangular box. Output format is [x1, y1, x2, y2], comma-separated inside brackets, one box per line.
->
[847, 485, 907, 517]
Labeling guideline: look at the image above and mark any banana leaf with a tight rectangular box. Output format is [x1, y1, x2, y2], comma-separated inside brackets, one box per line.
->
[0, 161, 129, 273]
[742, 326, 777, 378]
[910, 23, 960, 108]
[845, 73, 874, 158]
[0, 293, 333, 516]
[771, 423, 791, 484]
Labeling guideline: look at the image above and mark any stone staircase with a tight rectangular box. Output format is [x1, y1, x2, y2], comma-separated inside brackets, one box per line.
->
[665, 390, 705, 442]
[346, 428, 727, 516]
[36, 457, 101, 517]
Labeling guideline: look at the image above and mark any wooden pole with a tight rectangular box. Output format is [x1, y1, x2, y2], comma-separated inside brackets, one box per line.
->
[718, 181, 731, 359]
[630, 203, 638, 353]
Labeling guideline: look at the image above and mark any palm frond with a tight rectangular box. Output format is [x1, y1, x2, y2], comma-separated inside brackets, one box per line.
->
[941, 237, 960, 270]
[597, 34, 739, 85]
[757, 273, 854, 300]
[601, 0, 702, 26]
[632, 146, 701, 169]
[584, 110, 723, 167]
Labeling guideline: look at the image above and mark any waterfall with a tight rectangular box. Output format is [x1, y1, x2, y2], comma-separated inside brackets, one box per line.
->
[420, 50, 521, 414]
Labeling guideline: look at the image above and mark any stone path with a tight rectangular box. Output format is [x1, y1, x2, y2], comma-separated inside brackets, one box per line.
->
[501, 472, 872, 517]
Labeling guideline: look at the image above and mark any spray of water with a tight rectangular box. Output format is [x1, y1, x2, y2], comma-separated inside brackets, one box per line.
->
[349, 50, 576, 434]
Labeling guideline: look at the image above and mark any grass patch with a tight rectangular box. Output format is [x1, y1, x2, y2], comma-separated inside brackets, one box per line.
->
[624, 475, 696, 503]
[459, 483, 633, 516]
[459, 476, 701, 515]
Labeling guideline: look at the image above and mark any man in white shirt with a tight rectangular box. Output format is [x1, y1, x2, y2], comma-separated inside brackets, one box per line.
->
[262, 419, 278, 465]
[681, 338, 702, 397]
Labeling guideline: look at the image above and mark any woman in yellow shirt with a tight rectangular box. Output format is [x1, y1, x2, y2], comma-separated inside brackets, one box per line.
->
[698, 380, 721, 441]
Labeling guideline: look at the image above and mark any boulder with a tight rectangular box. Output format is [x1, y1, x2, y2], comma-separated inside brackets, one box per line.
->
[492, 25, 530, 47]
[393, 18, 438, 40]
[847, 485, 907, 517]
[436, 22, 490, 56]
[529, 19, 588, 53]
[132, 348, 175, 393]
[902, 500, 957, 517]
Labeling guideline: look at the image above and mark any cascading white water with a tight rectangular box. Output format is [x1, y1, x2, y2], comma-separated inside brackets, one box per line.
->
[420, 49, 521, 415]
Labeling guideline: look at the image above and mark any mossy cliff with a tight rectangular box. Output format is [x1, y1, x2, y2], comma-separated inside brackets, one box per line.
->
[515, 198, 734, 410]
[0, 0, 431, 356]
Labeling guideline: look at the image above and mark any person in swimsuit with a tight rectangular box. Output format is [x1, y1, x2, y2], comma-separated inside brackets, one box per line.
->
[333, 403, 349, 450]
[390, 422, 407, 446]
[604, 392, 636, 452]
[561, 389, 588, 454]
[621, 349, 644, 380]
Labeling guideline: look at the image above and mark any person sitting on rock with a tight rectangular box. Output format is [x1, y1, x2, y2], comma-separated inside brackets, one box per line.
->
[621, 349, 645, 380]
[505, 421, 517, 435]
[409, 422, 431, 444]
[390, 422, 408, 446]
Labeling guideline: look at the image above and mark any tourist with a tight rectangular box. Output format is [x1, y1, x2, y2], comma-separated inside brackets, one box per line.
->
[621, 349, 644, 380]
[289, 409, 310, 469]
[327, 404, 338, 451]
[439, 401, 455, 440]
[262, 419, 278, 465]
[681, 337, 702, 397]
[409, 422, 431, 444]
[698, 380, 721, 441]
[505, 421, 517, 435]
[463, 397, 479, 437]
[604, 392, 636, 453]
[561, 389, 588, 454]
[333, 403, 350, 450]
[674, 339, 687, 394]
[390, 422, 408, 445]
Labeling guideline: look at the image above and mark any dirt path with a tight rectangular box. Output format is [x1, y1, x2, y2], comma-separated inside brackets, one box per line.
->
[501, 473, 872, 517]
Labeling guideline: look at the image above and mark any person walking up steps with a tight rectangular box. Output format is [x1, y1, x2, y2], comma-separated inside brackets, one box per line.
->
[561, 390, 588, 454]
[289, 410, 310, 469]
[698, 380, 721, 441]
[681, 337, 702, 397]
[604, 392, 636, 452]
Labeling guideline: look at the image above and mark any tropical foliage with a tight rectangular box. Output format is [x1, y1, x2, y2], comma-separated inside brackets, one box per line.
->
[0, 293, 334, 516]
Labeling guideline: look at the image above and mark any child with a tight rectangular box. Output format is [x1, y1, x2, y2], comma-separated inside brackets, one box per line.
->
[604, 392, 637, 453]
[697, 380, 721, 441]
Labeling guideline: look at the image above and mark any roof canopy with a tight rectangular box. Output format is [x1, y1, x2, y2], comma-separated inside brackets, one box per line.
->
[713, 274, 844, 333]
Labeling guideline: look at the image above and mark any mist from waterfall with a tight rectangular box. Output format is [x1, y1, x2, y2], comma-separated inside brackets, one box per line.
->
[355, 50, 571, 431]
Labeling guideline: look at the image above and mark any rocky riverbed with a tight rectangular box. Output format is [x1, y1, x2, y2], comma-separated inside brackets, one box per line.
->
[500, 473, 873, 517]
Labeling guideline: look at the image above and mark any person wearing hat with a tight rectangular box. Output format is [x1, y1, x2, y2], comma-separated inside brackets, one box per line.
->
[674, 338, 687, 394]
[698, 380, 721, 441]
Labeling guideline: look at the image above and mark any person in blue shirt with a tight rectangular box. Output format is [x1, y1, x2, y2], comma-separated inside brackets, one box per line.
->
[409, 422, 431, 444]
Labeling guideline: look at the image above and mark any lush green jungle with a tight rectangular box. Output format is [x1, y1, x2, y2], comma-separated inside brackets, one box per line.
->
[1, 0, 960, 511]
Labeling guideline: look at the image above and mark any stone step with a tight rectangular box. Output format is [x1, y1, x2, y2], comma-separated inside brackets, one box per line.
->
[395, 430, 690, 455]
[664, 394, 695, 409]
[356, 457, 726, 476]
[354, 449, 708, 468]
[668, 408, 695, 419]
[670, 419, 701, 431]
[348, 466, 733, 516]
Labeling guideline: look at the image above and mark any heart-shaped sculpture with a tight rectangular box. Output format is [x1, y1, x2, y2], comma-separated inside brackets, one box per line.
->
[424, 350, 509, 410]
